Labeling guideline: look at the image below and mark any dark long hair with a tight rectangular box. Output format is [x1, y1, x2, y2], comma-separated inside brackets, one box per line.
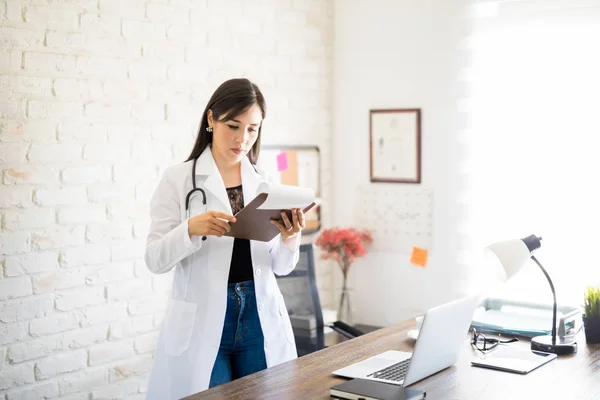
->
[186, 78, 266, 164]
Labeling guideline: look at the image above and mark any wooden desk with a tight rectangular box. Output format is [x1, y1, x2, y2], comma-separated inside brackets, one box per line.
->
[184, 319, 600, 400]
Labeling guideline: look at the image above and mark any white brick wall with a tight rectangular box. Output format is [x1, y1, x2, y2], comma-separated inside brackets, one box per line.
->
[1, 1, 332, 397]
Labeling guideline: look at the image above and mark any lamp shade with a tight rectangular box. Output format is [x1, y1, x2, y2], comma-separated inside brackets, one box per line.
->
[485, 235, 577, 354]
[486, 236, 540, 280]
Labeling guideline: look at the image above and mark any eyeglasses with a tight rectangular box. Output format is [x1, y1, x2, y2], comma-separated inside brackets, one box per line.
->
[471, 328, 519, 353]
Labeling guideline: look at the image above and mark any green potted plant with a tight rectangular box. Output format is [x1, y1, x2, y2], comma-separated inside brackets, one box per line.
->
[583, 286, 600, 343]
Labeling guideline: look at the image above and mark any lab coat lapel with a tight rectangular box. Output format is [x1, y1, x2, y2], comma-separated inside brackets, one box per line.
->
[194, 148, 232, 214]
[240, 156, 264, 209]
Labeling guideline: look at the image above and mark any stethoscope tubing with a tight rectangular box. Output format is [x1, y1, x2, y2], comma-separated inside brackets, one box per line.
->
[185, 157, 207, 241]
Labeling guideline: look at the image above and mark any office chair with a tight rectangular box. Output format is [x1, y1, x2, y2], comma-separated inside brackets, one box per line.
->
[328, 321, 365, 339]
[276, 243, 325, 356]
[276, 244, 366, 356]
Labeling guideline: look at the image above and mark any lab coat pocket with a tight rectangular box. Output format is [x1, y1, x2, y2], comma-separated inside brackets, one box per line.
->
[278, 295, 295, 344]
[163, 299, 197, 356]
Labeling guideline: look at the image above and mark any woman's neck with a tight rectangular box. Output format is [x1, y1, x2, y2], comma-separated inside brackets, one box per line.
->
[212, 148, 242, 187]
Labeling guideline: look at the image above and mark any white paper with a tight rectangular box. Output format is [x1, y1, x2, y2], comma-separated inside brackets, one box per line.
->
[257, 150, 282, 183]
[295, 151, 319, 195]
[355, 185, 433, 252]
[256, 182, 315, 210]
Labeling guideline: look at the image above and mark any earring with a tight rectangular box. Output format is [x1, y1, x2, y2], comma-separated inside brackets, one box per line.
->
[206, 126, 213, 133]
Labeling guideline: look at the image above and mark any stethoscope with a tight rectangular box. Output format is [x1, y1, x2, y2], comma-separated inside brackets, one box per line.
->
[185, 157, 208, 241]
[185, 155, 259, 241]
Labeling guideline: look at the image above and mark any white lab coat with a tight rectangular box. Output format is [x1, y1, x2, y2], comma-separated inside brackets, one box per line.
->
[144, 148, 300, 400]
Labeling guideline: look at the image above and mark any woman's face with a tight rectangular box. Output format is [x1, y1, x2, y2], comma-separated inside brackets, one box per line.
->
[208, 103, 262, 166]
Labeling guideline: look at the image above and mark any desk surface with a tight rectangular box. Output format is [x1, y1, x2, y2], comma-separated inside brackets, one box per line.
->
[184, 319, 600, 400]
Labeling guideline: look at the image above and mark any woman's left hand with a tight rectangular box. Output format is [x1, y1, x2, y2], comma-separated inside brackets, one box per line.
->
[270, 208, 305, 240]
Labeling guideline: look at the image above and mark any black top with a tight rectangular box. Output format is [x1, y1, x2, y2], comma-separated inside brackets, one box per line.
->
[226, 185, 254, 283]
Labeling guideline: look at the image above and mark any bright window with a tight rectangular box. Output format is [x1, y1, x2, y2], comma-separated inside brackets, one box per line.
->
[459, 1, 600, 307]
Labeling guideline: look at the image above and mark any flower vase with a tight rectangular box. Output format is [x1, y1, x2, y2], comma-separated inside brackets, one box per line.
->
[337, 285, 354, 326]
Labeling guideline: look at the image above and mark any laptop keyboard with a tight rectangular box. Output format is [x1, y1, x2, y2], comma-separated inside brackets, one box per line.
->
[367, 358, 412, 382]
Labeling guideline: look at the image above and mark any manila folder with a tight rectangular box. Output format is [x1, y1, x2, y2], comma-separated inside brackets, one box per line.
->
[224, 183, 316, 242]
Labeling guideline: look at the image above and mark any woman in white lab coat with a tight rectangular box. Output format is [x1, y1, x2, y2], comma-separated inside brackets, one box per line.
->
[144, 78, 305, 400]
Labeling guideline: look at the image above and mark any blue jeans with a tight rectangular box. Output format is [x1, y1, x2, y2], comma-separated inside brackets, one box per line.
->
[209, 280, 267, 388]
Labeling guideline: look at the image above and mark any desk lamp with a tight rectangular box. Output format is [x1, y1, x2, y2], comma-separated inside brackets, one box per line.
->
[486, 234, 577, 354]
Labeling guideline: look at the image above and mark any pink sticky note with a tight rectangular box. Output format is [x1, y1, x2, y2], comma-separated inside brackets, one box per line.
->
[277, 152, 288, 171]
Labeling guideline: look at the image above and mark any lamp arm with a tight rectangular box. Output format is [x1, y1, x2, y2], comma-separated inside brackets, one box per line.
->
[531, 255, 557, 344]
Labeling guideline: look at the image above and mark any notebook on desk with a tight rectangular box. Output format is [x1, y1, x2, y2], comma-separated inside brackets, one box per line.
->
[471, 346, 557, 374]
[330, 378, 425, 400]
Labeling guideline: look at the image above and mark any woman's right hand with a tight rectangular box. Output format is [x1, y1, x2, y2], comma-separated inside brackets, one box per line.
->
[188, 211, 237, 238]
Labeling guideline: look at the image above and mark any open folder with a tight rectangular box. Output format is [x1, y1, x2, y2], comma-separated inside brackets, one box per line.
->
[224, 182, 316, 242]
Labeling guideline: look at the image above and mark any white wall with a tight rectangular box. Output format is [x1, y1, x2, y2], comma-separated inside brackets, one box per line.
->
[0, 1, 333, 398]
[332, 0, 470, 326]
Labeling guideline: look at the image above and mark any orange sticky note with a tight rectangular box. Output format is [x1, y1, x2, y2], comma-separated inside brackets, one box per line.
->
[410, 247, 428, 268]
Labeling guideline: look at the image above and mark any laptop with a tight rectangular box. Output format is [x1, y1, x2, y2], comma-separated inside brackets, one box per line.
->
[332, 295, 479, 386]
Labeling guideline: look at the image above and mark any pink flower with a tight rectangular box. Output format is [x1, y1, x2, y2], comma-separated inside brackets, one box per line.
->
[315, 227, 373, 281]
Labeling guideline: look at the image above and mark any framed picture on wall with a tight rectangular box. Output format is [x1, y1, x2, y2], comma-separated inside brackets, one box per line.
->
[369, 108, 421, 183]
